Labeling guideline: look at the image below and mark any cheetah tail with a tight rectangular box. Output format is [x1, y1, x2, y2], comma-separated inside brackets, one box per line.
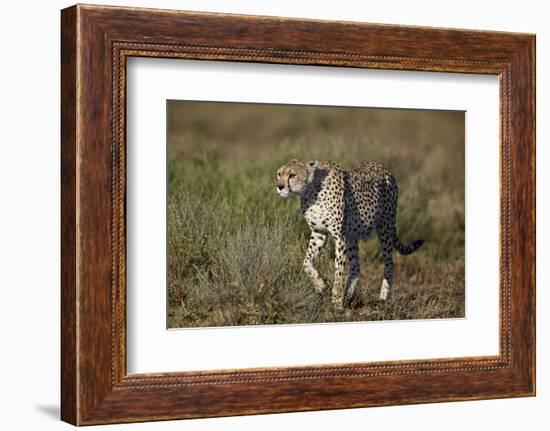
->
[393, 237, 424, 255]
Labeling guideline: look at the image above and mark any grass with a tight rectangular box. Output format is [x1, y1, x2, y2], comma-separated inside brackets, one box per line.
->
[167, 102, 465, 328]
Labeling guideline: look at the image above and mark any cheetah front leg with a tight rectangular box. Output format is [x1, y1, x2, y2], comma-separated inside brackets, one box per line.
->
[303, 231, 327, 293]
[332, 235, 348, 310]
[345, 238, 360, 303]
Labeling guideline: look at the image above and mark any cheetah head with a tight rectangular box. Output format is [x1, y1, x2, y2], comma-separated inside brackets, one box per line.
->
[276, 159, 318, 198]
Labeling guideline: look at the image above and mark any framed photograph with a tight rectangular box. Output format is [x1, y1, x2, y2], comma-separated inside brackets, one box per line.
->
[61, 4, 535, 425]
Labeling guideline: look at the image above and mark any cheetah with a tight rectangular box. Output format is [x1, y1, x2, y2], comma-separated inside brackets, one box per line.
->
[276, 159, 424, 309]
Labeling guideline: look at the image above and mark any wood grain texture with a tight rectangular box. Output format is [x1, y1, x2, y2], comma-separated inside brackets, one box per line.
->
[60, 4, 535, 425]
[60, 5, 78, 425]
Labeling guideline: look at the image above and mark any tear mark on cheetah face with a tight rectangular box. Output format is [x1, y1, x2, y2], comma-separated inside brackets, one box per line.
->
[276, 159, 424, 310]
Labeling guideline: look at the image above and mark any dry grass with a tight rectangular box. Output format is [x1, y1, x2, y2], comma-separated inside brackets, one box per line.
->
[167, 101, 465, 328]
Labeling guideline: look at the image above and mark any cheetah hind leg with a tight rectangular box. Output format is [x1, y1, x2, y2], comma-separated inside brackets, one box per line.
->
[378, 230, 394, 301]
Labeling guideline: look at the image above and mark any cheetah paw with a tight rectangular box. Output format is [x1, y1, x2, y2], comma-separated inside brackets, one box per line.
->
[313, 279, 327, 293]
[379, 279, 392, 301]
[332, 295, 345, 311]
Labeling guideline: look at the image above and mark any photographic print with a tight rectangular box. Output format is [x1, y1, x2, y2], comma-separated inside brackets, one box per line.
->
[167, 101, 465, 328]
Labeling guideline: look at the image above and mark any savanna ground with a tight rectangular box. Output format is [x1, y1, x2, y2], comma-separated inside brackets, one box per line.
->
[167, 101, 465, 328]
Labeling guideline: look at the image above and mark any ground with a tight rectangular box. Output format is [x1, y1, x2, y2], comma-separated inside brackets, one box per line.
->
[167, 102, 465, 328]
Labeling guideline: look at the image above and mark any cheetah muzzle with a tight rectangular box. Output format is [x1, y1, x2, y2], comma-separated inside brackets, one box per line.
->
[276, 159, 424, 310]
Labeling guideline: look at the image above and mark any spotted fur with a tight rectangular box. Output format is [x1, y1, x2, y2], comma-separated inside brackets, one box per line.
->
[276, 159, 424, 309]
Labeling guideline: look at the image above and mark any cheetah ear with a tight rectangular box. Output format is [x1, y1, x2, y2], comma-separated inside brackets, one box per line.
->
[306, 160, 318, 183]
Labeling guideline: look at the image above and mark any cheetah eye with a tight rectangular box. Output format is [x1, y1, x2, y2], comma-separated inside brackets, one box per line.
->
[288, 173, 296, 179]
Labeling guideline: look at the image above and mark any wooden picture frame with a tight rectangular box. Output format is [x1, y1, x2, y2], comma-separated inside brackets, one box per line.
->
[61, 4, 535, 425]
